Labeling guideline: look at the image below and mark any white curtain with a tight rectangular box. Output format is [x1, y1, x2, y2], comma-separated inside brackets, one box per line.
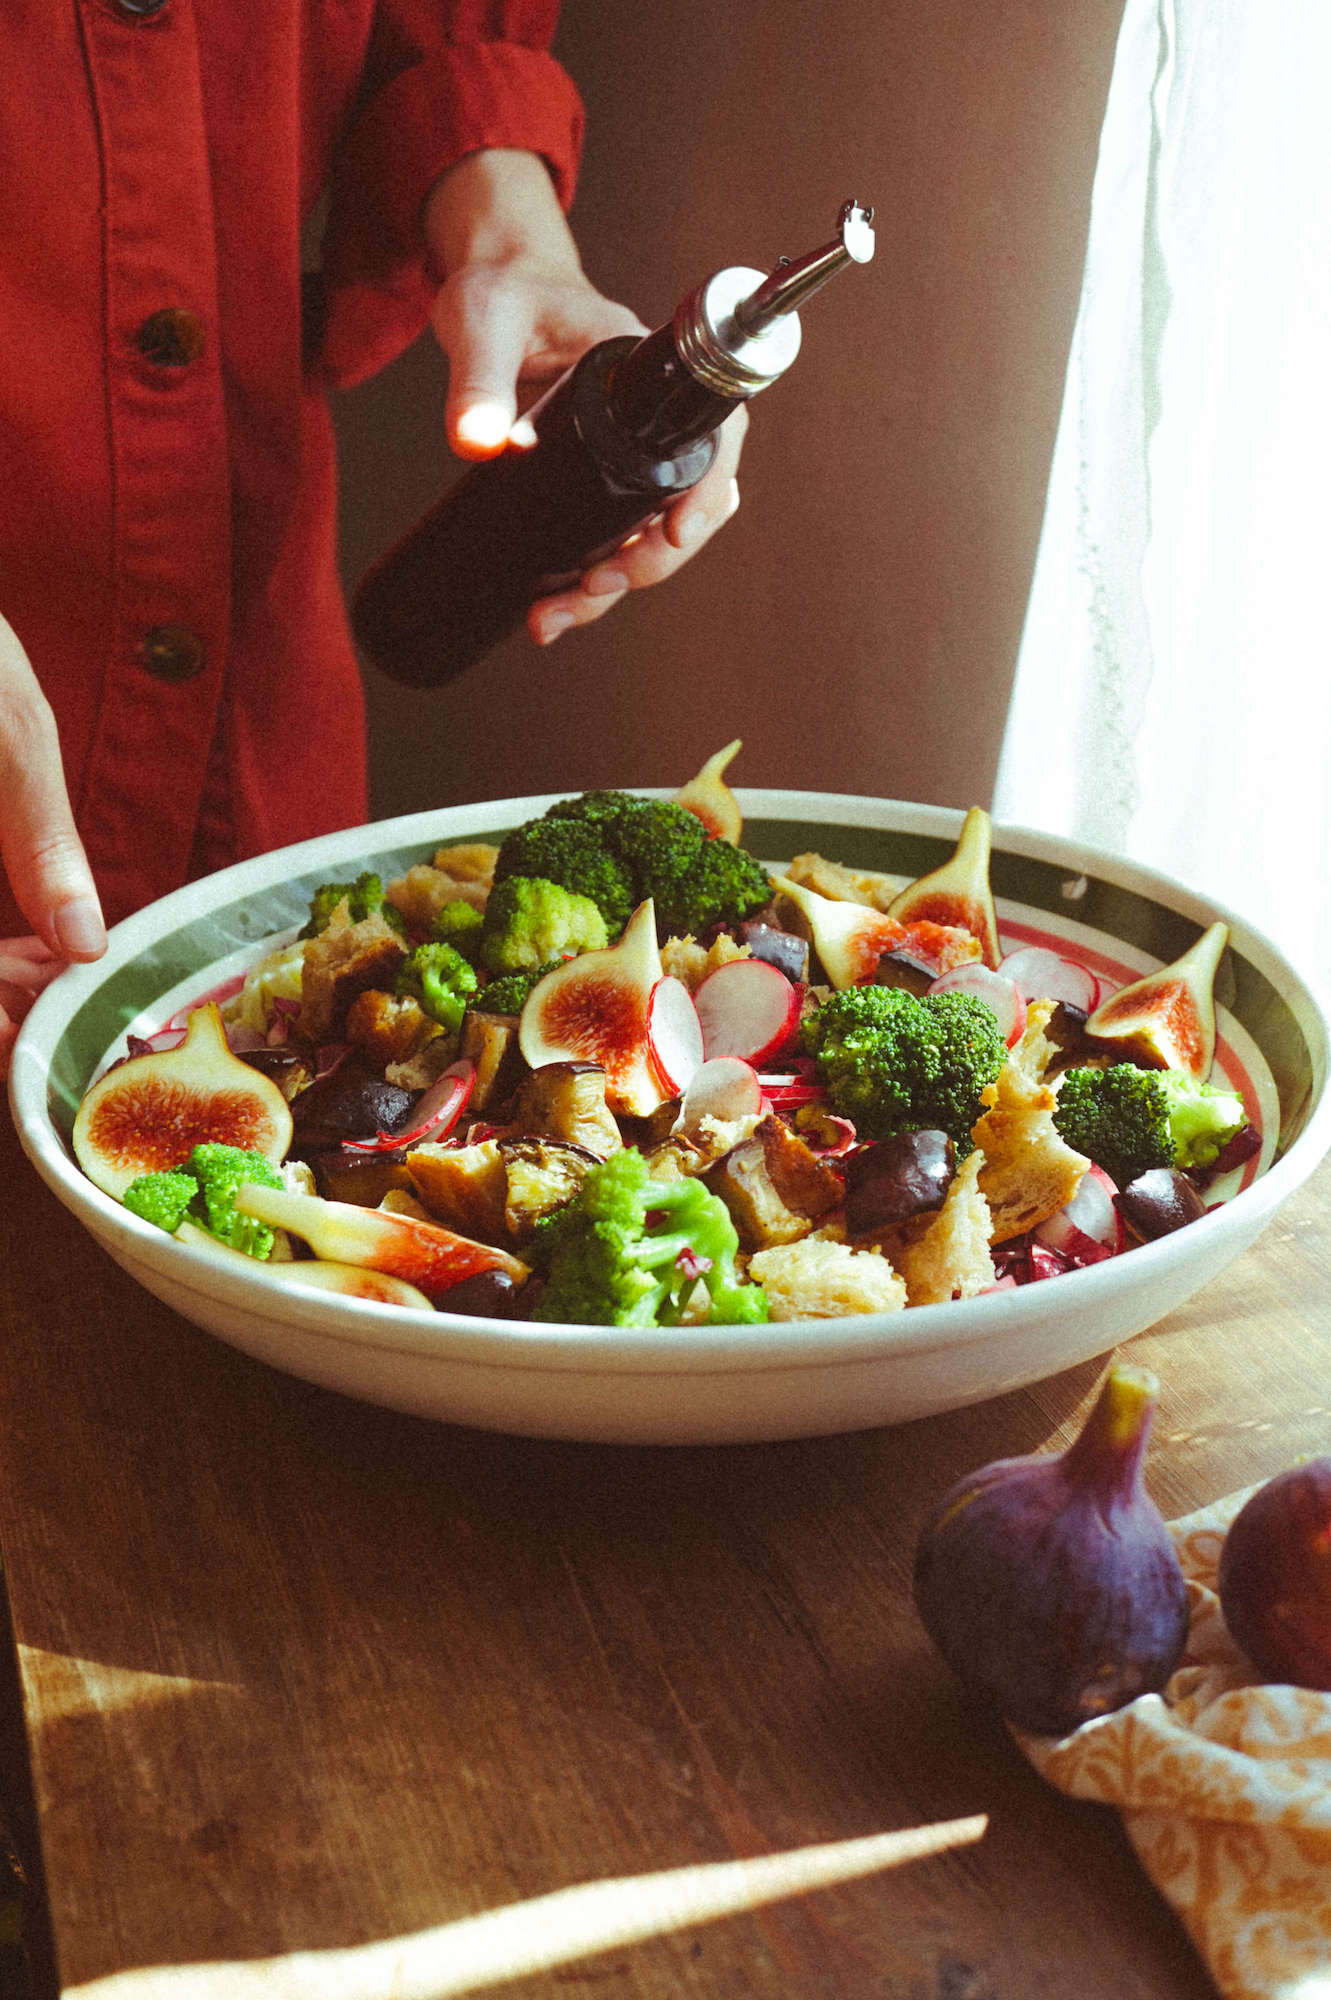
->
[994, 0, 1331, 995]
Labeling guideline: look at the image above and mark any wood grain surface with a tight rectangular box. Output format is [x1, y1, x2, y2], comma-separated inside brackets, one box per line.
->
[2, 1109, 1327, 1999]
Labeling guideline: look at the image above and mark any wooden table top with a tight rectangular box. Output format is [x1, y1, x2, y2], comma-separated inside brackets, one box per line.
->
[1, 1108, 1328, 2000]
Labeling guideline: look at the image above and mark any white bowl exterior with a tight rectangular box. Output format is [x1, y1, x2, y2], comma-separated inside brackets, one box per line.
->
[12, 791, 1331, 1444]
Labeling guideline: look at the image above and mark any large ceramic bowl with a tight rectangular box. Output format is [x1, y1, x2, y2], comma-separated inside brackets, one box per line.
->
[11, 792, 1331, 1444]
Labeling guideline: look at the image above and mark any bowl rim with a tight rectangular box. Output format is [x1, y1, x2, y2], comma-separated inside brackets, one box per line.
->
[11, 789, 1331, 1378]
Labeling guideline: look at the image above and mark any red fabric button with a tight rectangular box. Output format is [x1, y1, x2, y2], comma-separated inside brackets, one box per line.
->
[138, 626, 207, 682]
[137, 308, 206, 367]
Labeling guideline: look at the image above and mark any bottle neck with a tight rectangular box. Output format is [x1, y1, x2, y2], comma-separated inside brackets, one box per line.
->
[604, 323, 743, 456]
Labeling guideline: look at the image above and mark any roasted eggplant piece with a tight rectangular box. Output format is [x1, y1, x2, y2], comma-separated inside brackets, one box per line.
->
[706, 1113, 842, 1251]
[511, 1060, 622, 1159]
[407, 1138, 509, 1242]
[289, 1058, 416, 1156]
[499, 1137, 600, 1239]
[459, 1008, 527, 1112]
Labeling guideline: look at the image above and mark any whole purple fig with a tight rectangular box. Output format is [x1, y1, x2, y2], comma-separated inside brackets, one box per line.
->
[1217, 1457, 1331, 1690]
[912, 1365, 1190, 1736]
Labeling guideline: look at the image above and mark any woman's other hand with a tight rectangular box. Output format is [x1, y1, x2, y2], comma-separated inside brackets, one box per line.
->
[1, 935, 64, 1079]
[1, 610, 106, 1073]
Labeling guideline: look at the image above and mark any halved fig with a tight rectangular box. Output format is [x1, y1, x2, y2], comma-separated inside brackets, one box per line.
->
[179, 1223, 434, 1309]
[73, 1002, 293, 1200]
[518, 900, 669, 1116]
[1086, 921, 1229, 1078]
[773, 875, 981, 991]
[887, 807, 1002, 968]
[259, 1262, 435, 1310]
[673, 738, 744, 843]
[232, 1183, 528, 1298]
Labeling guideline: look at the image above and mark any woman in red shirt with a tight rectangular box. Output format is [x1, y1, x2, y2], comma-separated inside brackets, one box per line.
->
[0, 2, 743, 1069]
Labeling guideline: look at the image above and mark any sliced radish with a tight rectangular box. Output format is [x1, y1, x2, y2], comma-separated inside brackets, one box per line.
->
[758, 1066, 825, 1111]
[345, 1059, 474, 1153]
[1025, 1240, 1072, 1282]
[998, 945, 1100, 1013]
[647, 977, 706, 1094]
[673, 1057, 764, 1139]
[693, 958, 802, 1066]
[1032, 1163, 1124, 1263]
[926, 963, 1027, 1046]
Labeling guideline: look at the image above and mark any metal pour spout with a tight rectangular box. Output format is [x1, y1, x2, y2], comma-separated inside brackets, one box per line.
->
[734, 200, 876, 337]
[672, 198, 875, 400]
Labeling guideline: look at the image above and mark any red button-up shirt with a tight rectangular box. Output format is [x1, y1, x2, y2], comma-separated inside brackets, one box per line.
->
[0, 0, 582, 934]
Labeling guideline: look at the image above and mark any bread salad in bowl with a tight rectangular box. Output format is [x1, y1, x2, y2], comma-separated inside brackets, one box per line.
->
[64, 744, 1264, 1332]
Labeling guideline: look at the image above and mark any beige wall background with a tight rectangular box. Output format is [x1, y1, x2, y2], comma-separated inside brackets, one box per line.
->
[333, 0, 1125, 822]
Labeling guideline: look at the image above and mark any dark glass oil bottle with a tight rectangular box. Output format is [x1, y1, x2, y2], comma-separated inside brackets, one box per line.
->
[351, 200, 875, 688]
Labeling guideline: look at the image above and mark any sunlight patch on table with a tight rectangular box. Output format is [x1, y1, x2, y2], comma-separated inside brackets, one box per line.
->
[18, 1647, 240, 1726]
[66, 1814, 988, 1999]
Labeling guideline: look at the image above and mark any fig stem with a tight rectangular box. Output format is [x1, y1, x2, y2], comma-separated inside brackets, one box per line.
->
[1061, 1363, 1160, 1498]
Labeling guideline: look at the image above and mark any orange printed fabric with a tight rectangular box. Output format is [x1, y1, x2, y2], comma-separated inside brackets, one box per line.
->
[1016, 1488, 1331, 2000]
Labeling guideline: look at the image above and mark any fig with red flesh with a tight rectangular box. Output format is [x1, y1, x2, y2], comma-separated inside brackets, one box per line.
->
[74, 1002, 293, 1201]
[176, 1222, 433, 1310]
[913, 1364, 1190, 1737]
[1217, 1457, 1331, 1690]
[773, 874, 981, 992]
[232, 1182, 528, 1300]
[1086, 921, 1229, 1079]
[518, 900, 670, 1117]
[673, 738, 744, 844]
[887, 807, 1003, 970]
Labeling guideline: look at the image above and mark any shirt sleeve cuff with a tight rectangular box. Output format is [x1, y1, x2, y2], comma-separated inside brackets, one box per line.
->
[316, 40, 584, 388]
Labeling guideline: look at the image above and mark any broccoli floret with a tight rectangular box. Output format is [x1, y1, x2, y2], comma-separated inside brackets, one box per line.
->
[493, 817, 636, 933]
[299, 871, 406, 939]
[668, 830, 773, 936]
[429, 899, 485, 959]
[1053, 1063, 1248, 1188]
[123, 1167, 198, 1234]
[539, 790, 773, 935]
[396, 941, 480, 1032]
[186, 1143, 286, 1258]
[799, 984, 1007, 1151]
[1160, 1069, 1249, 1170]
[123, 1146, 284, 1257]
[530, 1147, 768, 1327]
[479, 875, 608, 975]
[473, 961, 565, 1017]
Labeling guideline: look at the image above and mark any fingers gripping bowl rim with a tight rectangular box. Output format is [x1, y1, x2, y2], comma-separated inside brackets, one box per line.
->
[10, 792, 1331, 1445]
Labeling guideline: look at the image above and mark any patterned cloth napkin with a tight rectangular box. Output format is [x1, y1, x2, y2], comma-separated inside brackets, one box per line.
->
[1016, 1487, 1331, 2000]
